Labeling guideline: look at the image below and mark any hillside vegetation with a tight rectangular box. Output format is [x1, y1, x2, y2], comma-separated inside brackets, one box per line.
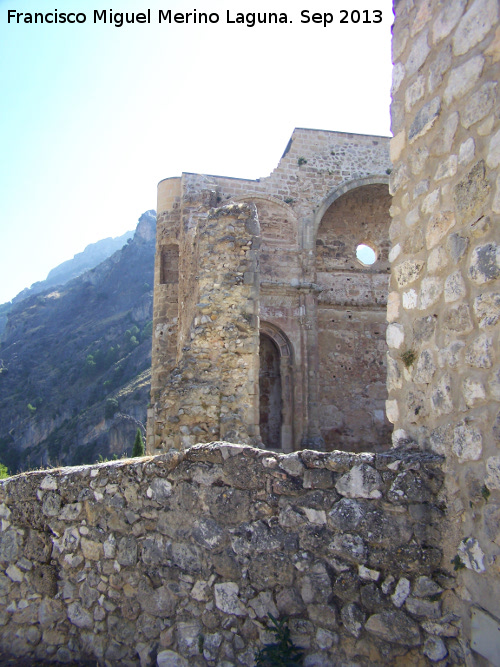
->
[0, 211, 156, 472]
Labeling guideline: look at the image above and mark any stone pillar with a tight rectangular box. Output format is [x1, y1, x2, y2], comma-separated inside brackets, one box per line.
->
[279, 353, 294, 453]
[390, 0, 500, 659]
[147, 177, 182, 452]
[152, 201, 261, 452]
[300, 288, 325, 450]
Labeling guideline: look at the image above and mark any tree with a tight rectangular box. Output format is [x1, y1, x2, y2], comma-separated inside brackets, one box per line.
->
[105, 398, 119, 420]
[132, 428, 145, 457]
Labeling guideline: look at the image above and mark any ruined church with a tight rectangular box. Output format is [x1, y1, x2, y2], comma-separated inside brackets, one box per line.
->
[147, 129, 393, 455]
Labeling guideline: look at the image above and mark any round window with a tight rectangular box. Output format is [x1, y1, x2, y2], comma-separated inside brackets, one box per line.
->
[356, 243, 377, 265]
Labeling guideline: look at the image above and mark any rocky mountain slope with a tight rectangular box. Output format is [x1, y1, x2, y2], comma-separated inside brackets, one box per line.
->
[0, 211, 156, 472]
[0, 229, 134, 338]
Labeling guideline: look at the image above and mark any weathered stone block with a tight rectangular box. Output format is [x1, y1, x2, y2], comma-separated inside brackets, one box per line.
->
[157, 650, 189, 667]
[444, 304, 473, 335]
[444, 56, 484, 105]
[335, 464, 382, 500]
[328, 533, 367, 564]
[409, 97, 441, 143]
[453, 160, 490, 224]
[486, 456, 500, 490]
[386, 323, 405, 349]
[413, 315, 436, 342]
[453, 0, 499, 56]
[432, 0, 466, 44]
[486, 127, 500, 168]
[453, 421, 482, 461]
[425, 211, 455, 250]
[414, 349, 436, 384]
[459, 137, 475, 165]
[405, 596, 442, 619]
[457, 536, 485, 572]
[463, 377, 486, 407]
[340, 602, 365, 639]
[432, 116, 460, 160]
[424, 636, 448, 662]
[67, 602, 93, 630]
[466, 334, 493, 367]
[419, 277, 443, 310]
[469, 242, 500, 284]
[365, 609, 421, 646]
[444, 271, 466, 302]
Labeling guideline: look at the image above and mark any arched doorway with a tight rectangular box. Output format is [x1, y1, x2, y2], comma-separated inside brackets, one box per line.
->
[259, 333, 282, 449]
[258, 322, 294, 451]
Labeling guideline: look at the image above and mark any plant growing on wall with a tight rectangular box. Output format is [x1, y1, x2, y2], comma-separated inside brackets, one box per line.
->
[255, 615, 304, 666]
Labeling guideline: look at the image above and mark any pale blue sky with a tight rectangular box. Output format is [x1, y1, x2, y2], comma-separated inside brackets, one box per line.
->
[0, 0, 393, 304]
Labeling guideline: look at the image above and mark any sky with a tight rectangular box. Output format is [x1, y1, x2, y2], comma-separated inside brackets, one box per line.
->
[0, 0, 394, 305]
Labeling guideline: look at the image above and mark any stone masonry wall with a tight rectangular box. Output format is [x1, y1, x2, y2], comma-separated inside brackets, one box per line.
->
[150, 202, 261, 453]
[389, 0, 500, 661]
[317, 183, 393, 452]
[0, 443, 457, 666]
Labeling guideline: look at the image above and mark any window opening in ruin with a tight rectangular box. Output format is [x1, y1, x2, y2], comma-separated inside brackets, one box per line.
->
[259, 333, 282, 449]
[160, 244, 179, 284]
[356, 243, 377, 265]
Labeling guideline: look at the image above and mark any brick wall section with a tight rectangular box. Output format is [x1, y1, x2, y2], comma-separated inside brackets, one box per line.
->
[389, 0, 500, 657]
[0, 443, 456, 666]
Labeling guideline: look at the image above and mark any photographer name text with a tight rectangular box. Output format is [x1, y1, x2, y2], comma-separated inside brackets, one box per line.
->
[7, 8, 384, 28]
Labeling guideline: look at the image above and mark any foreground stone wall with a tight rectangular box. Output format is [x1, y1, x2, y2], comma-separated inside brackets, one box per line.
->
[0, 443, 455, 666]
[389, 0, 500, 661]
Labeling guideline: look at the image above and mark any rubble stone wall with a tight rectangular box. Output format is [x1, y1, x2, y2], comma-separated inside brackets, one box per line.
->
[150, 202, 261, 452]
[0, 443, 456, 666]
[389, 0, 500, 659]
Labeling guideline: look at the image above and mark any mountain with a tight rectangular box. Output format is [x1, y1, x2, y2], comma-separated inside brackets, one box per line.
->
[0, 211, 156, 472]
[0, 229, 134, 338]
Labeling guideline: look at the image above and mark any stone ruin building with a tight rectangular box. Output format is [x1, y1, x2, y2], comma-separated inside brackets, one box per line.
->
[147, 128, 393, 456]
[0, 1, 498, 665]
